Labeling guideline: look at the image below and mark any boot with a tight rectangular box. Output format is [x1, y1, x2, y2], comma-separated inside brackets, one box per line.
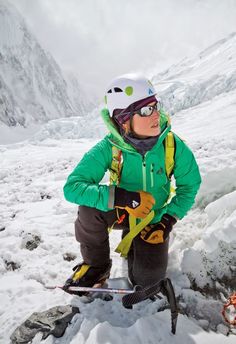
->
[63, 259, 112, 295]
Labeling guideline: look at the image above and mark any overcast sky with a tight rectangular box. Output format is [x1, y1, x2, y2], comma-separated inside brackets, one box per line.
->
[12, 0, 236, 100]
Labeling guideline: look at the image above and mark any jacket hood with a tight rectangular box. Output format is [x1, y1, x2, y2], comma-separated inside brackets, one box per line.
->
[100, 108, 171, 152]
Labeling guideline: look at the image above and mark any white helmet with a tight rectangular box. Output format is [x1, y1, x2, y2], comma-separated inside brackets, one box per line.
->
[104, 74, 156, 116]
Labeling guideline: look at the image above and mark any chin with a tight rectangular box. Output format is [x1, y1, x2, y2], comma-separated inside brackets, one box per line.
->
[149, 128, 160, 136]
[135, 128, 160, 138]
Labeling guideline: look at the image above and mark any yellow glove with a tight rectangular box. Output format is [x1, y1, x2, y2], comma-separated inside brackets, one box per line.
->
[140, 223, 165, 244]
[114, 187, 155, 219]
[140, 214, 177, 244]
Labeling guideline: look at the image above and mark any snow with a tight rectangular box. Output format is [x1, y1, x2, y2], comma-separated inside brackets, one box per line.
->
[0, 123, 235, 342]
[0, 0, 93, 128]
[0, 123, 41, 144]
[0, 0, 23, 47]
[0, 30, 236, 344]
[150, 32, 236, 116]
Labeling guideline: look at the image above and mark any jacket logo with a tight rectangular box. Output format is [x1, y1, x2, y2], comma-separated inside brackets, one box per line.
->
[132, 200, 139, 208]
[156, 167, 163, 174]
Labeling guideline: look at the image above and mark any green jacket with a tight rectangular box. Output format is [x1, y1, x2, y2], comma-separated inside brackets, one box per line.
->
[63, 108, 201, 223]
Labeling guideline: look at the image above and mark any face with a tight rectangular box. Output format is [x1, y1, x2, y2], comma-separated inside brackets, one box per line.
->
[123, 102, 161, 138]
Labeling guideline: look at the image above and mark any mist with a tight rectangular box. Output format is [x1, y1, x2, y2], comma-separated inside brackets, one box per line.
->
[12, 0, 236, 100]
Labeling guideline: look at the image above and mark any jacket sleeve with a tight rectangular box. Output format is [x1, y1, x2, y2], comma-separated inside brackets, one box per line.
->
[166, 134, 201, 219]
[63, 138, 114, 211]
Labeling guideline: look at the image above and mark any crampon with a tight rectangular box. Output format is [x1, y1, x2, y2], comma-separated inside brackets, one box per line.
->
[222, 292, 236, 326]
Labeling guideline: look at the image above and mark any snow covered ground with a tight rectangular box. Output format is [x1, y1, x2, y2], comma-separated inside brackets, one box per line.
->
[1, 32, 236, 343]
[0, 88, 236, 343]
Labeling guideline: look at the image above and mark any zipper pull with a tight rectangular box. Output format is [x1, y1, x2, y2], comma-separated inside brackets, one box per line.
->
[150, 163, 154, 188]
[142, 155, 146, 167]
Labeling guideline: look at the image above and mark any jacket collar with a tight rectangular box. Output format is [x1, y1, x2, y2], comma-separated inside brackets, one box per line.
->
[100, 108, 171, 153]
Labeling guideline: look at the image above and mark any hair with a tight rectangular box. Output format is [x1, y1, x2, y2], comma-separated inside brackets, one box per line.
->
[111, 116, 131, 136]
[124, 124, 130, 135]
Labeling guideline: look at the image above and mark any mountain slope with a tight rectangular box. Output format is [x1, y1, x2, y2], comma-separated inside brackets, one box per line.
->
[151, 32, 236, 114]
[0, 0, 91, 127]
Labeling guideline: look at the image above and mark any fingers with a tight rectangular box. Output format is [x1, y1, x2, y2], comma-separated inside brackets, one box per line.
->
[140, 191, 155, 206]
[124, 190, 155, 219]
[137, 191, 155, 218]
[144, 204, 153, 212]
[140, 225, 153, 240]
[128, 208, 149, 219]
[140, 225, 164, 244]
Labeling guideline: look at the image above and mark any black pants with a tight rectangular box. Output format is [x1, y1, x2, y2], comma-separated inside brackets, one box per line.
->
[75, 206, 169, 287]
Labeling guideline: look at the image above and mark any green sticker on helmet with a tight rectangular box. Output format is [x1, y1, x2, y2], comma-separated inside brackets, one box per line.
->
[125, 86, 133, 96]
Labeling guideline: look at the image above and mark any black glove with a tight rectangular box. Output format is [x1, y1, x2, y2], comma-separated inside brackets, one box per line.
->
[114, 187, 155, 219]
[140, 214, 177, 244]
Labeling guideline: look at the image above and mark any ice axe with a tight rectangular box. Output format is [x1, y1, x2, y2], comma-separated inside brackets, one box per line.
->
[46, 277, 178, 334]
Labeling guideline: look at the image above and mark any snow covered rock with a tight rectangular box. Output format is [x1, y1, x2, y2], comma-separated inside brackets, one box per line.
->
[10, 305, 80, 343]
[21, 232, 42, 251]
[0, 0, 92, 127]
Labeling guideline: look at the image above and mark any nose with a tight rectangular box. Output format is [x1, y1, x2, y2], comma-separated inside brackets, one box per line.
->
[151, 109, 160, 119]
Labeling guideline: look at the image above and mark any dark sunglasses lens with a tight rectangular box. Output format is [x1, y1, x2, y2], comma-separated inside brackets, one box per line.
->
[138, 102, 161, 117]
[140, 106, 153, 116]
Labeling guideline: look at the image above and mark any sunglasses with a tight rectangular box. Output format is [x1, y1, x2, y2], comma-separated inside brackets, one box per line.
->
[134, 102, 161, 117]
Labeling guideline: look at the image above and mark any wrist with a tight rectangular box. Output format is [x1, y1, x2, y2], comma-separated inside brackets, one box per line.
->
[161, 213, 177, 227]
[114, 187, 140, 208]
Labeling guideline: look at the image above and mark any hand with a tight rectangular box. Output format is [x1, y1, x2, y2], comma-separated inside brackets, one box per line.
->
[140, 214, 177, 244]
[114, 187, 155, 219]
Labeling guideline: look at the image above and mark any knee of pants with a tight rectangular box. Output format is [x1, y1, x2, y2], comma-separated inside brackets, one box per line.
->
[74, 206, 111, 244]
[128, 238, 169, 287]
[76, 206, 105, 226]
[131, 266, 167, 287]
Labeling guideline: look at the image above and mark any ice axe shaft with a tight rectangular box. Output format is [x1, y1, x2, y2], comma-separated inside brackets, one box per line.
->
[45, 285, 135, 295]
[65, 286, 135, 294]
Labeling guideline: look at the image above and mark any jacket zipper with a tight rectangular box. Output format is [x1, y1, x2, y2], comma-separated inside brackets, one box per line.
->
[142, 154, 147, 191]
[150, 163, 154, 188]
